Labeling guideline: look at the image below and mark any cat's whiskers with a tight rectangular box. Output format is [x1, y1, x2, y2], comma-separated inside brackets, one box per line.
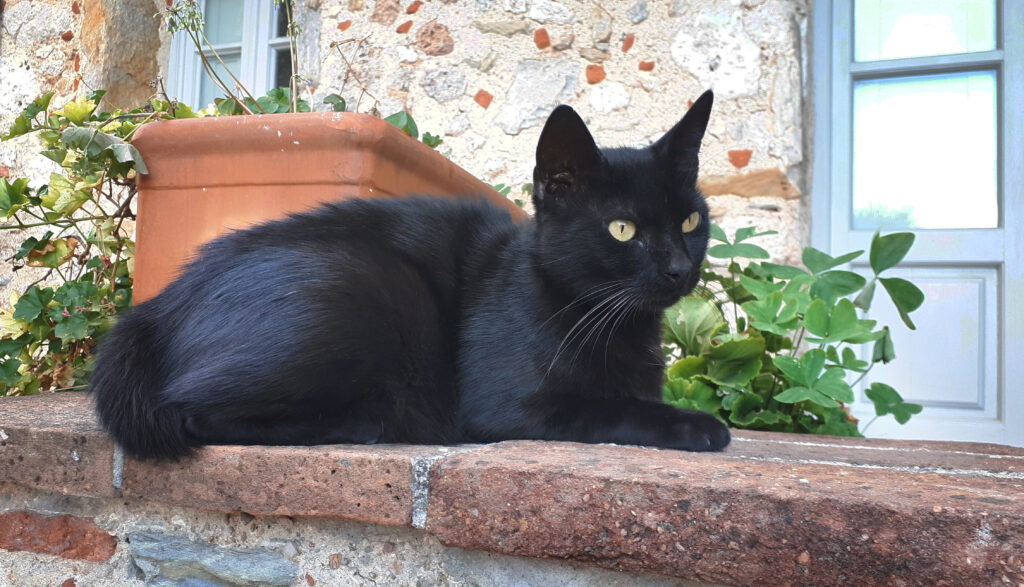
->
[537, 279, 628, 332]
[602, 292, 642, 378]
[565, 288, 636, 375]
[543, 286, 631, 380]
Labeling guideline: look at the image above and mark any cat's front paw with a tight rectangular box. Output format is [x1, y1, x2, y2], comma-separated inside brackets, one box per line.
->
[666, 411, 731, 452]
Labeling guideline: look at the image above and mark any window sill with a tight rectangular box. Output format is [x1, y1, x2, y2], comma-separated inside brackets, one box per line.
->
[1, 393, 1021, 585]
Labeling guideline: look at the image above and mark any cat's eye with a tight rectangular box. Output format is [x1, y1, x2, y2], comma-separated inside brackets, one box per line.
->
[608, 220, 636, 242]
[682, 212, 701, 234]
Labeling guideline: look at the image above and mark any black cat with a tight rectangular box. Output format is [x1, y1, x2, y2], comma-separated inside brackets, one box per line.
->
[91, 90, 730, 460]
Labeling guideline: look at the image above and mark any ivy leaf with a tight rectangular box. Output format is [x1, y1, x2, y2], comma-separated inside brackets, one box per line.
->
[865, 382, 922, 424]
[12, 286, 54, 322]
[0, 358, 22, 387]
[663, 296, 725, 354]
[323, 93, 347, 112]
[880, 277, 925, 330]
[802, 247, 863, 275]
[54, 314, 89, 341]
[0, 334, 31, 359]
[26, 237, 78, 268]
[0, 177, 30, 218]
[870, 231, 915, 275]
[60, 127, 148, 174]
[704, 334, 765, 388]
[422, 132, 443, 148]
[2, 93, 54, 141]
[384, 111, 419, 139]
[57, 95, 98, 125]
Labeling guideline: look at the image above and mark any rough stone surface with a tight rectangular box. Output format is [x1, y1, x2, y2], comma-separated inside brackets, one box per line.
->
[472, 19, 529, 36]
[527, 0, 575, 24]
[589, 81, 630, 113]
[420, 67, 467, 103]
[627, 1, 649, 24]
[128, 531, 298, 586]
[121, 444, 438, 526]
[0, 510, 117, 562]
[415, 22, 454, 56]
[497, 59, 580, 135]
[0, 392, 117, 498]
[699, 168, 802, 199]
[369, 0, 401, 26]
[427, 439, 1024, 586]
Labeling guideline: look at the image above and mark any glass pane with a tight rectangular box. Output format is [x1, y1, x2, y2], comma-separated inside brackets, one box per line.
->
[273, 48, 292, 89]
[854, 0, 996, 61]
[275, 3, 290, 38]
[852, 71, 997, 230]
[203, 0, 244, 45]
[197, 52, 243, 108]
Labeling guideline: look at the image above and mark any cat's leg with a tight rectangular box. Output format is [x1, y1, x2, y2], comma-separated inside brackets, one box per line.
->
[183, 412, 384, 447]
[518, 393, 730, 451]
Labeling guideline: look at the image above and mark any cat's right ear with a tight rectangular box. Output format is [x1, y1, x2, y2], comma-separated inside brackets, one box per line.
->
[532, 105, 603, 208]
[652, 90, 714, 181]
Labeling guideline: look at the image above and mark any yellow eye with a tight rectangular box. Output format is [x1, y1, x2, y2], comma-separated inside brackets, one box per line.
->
[608, 219, 636, 241]
[682, 211, 701, 234]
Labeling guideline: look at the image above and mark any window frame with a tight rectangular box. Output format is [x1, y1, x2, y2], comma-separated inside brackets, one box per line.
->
[167, 0, 290, 109]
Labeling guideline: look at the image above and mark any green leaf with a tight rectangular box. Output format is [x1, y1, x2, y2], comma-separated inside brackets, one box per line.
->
[802, 247, 863, 275]
[0, 335, 30, 359]
[0, 177, 30, 217]
[323, 93, 347, 112]
[865, 382, 922, 424]
[384, 111, 419, 139]
[422, 132, 443, 148]
[809, 270, 867, 306]
[774, 385, 839, 408]
[816, 368, 855, 404]
[803, 299, 878, 344]
[729, 394, 791, 427]
[0, 358, 23, 387]
[761, 262, 810, 280]
[58, 95, 98, 125]
[2, 93, 54, 141]
[12, 286, 54, 322]
[26, 237, 76, 268]
[709, 224, 729, 243]
[741, 292, 799, 336]
[59, 127, 148, 174]
[707, 242, 770, 260]
[870, 231, 915, 275]
[734, 227, 778, 243]
[840, 347, 868, 372]
[54, 281, 99, 309]
[872, 326, 896, 364]
[667, 355, 706, 380]
[853, 278, 877, 311]
[663, 296, 725, 354]
[704, 334, 765, 388]
[803, 299, 828, 337]
[664, 378, 722, 417]
[800, 407, 861, 437]
[773, 348, 826, 388]
[54, 314, 89, 341]
[738, 275, 783, 300]
[880, 277, 925, 330]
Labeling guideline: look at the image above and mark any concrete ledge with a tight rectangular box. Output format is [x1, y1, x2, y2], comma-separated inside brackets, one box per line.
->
[2, 393, 1022, 586]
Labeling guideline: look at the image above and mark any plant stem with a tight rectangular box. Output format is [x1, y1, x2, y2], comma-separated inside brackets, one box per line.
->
[283, 0, 300, 112]
[0, 216, 113, 230]
[196, 29, 266, 114]
[859, 415, 880, 434]
[850, 361, 875, 388]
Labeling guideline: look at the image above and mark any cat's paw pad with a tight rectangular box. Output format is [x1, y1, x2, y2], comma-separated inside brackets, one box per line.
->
[669, 413, 730, 452]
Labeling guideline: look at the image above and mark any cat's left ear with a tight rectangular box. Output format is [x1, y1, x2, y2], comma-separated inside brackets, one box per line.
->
[533, 105, 603, 207]
[652, 90, 714, 178]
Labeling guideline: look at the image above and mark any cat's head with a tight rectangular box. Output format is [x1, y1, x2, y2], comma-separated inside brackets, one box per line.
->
[530, 91, 714, 311]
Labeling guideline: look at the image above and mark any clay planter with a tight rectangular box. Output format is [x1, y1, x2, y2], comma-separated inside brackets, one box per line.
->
[130, 112, 526, 303]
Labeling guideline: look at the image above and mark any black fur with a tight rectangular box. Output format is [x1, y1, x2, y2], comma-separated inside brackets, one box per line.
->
[91, 90, 730, 459]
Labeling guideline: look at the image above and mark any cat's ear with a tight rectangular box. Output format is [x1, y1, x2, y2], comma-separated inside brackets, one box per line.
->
[533, 105, 603, 205]
[653, 90, 714, 179]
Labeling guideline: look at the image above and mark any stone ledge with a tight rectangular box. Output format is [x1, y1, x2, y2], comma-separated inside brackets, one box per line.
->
[2, 393, 1022, 586]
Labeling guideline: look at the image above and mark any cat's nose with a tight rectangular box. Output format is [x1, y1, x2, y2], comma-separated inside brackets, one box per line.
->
[661, 270, 683, 284]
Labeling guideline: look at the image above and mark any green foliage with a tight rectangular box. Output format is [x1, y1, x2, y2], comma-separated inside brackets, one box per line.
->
[663, 226, 925, 436]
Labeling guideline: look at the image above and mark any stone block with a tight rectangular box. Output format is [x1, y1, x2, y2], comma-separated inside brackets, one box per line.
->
[497, 59, 580, 135]
[129, 531, 297, 586]
[0, 510, 116, 562]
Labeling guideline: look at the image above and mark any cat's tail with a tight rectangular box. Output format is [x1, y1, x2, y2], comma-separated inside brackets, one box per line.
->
[91, 312, 192, 460]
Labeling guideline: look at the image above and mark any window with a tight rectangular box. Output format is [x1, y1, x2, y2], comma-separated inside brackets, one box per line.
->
[811, 0, 1024, 445]
[167, 0, 293, 109]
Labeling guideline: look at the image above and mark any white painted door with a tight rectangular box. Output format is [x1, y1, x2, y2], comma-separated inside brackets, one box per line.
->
[812, 0, 1023, 446]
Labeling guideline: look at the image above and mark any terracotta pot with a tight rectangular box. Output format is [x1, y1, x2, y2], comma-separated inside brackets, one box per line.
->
[130, 112, 526, 304]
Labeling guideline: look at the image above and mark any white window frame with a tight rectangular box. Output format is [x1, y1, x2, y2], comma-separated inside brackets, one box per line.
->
[167, 0, 292, 109]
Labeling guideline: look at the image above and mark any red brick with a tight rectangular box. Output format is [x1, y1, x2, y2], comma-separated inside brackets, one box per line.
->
[474, 89, 493, 108]
[395, 20, 413, 34]
[337, 20, 352, 31]
[61, 30, 74, 42]
[406, 0, 422, 14]
[305, 573, 315, 585]
[71, 2, 80, 14]
[61, 580, 76, 587]
[0, 165, 10, 178]
[585, 64, 605, 84]
[0, 511, 116, 562]
[621, 33, 635, 53]
[638, 60, 655, 71]
[728, 148, 753, 168]
[533, 28, 550, 49]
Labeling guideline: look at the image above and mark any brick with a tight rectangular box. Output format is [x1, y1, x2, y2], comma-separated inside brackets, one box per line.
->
[0, 165, 10, 178]
[121, 444, 443, 526]
[0, 393, 117, 497]
[61, 30, 74, 42]
[638, 60, 655, 71]
[585, 64, 605, 84]
[337, 20, 352, 31]
[0, 511, 116, 562]
[728, 148, 752, 168]
[395, 20, 413, 34]
[474, 89, 493, 108]
[698, 168, 802, 199]
[416, 22, 454, 56]
[426, 439, 1024, 586]
[406, 0, 422, 14]
[621, 33, 635, 53]
[533, 28, 550, 50]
